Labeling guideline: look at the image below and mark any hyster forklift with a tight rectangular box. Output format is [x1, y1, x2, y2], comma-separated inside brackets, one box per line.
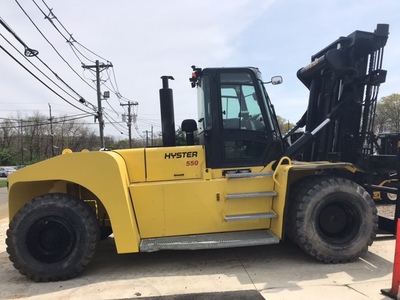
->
[6, 24, 390, 282]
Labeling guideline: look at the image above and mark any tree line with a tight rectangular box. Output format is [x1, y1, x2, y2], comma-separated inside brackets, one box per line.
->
[0, 112, 153, 166]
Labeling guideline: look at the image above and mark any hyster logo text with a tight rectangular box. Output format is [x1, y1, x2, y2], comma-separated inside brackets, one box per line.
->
[164, 151, 198, 159]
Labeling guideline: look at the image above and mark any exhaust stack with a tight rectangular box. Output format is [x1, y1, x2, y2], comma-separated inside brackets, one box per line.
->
[159, 76, 176, 147]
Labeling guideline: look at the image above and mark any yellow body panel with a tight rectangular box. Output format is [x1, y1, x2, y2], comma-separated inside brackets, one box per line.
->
[130, 178, 272, 238]
[127, 146, 282, 238]
[145, 145, 205, 181]
[8, 151, 140, 253]
[8, 145, 358, 254]
[115, 148, 146, 182]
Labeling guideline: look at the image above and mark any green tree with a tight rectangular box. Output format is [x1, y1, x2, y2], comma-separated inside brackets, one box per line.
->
[0, 148, 14, 165]
[375, 93, 400, 133]
[276, 115, 294, 134]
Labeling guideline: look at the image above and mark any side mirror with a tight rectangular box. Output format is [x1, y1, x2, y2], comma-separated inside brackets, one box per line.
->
[271, 76, 283, 85]
[181, 119, 198, 145]
[264, 76, 283, 85]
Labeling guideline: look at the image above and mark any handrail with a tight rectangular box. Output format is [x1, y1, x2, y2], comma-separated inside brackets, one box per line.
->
[272, 156, 292, 188]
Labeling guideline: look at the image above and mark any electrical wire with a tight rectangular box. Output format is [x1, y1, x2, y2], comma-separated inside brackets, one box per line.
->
[0, 16, 38, 57]
[36, 0, 139, 135]
[0, 33, 96, 113]
[33, 0, 96, 63]
[14, 0, 96, 91]
[10, 0, 139, 137]
[102, 112, 128, 135]
[103, 99, 121, 116]
[0, 113, 94, 130]
[0, 44, 95, 115]
[106, 67, 138, 104]
[40, 0, 109, 62]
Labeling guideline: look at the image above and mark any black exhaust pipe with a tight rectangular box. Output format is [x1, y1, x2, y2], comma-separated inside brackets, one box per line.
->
[159, 76, 176, 147]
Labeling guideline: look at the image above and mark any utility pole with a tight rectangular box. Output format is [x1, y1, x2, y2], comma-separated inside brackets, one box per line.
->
[121, 101, 138, 148]
[151, 125, 154, 146]
[82, 60, 113, 148]
[143, 130, 149, 147]
[20, 119, 24, 165]
[48, 103, 55, 156]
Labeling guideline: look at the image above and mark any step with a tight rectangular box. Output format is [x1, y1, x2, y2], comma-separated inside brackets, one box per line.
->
[226, 191, 277, 199]
[139, 229, 279, 252]
[224, 212, 277, 222]
[226, 171, 273, 179]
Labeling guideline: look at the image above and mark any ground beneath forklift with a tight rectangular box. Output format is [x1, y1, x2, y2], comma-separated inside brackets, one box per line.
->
[0, 188, 397, 300]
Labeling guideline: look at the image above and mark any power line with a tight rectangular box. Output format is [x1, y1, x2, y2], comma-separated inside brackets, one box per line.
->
[39, 0, 109, 62]
[105, 67, 138, 104]
[0, 113, 93, 130]
[0, 33, 95, 114]
[1, 7, 98, 114]
[32, 0, 96, 63]
[14, 0, 96, 91]
[103, 113, 128, 135]
[35, 0, 140, 130]
[7, 1, 138, 138]
[31, 1, 139, 119]
[0, 113, 90, 122]
[0, 16, 38, 57]
[0, 44, 96, 115]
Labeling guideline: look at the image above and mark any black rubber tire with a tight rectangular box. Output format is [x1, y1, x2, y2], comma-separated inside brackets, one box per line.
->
[6, 193, 99, 282]
[287, 176, 378, 263]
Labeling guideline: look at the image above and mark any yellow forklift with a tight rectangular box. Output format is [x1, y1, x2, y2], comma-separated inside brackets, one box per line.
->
[6, 24, 390, 282]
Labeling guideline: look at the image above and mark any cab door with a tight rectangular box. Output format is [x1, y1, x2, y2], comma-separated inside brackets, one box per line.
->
[200, 68, 282, 169]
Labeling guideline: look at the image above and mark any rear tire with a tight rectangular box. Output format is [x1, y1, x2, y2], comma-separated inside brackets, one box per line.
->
[6, 193, 99, 282]
[287, 176, 378, 263]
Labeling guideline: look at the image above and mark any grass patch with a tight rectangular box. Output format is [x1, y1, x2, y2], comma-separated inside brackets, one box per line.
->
[0, 180, 7, 188]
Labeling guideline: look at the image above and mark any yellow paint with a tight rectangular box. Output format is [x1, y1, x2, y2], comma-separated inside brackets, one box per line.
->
[130, 177, 272, 238]
[8, 151, 140, 253]
[145, 145, 205, 181]
[115, 148, 146, 182]
[8, 146, 361, 254]
[270, 163, 291, 238]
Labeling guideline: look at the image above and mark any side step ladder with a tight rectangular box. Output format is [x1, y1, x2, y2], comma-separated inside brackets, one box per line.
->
[225, 171, 277, 222]
[140, 230, 279, 252]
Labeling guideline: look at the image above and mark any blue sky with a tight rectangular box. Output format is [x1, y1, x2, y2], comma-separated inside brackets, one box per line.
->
[1, 0, 399, 138]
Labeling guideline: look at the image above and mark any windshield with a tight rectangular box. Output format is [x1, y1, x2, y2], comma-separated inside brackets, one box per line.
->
[221, 84, 265, 130]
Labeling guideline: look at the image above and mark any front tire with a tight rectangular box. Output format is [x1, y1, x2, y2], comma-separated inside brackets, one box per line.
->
[288, 176, 378, 263]
[6, 193, 99, 282]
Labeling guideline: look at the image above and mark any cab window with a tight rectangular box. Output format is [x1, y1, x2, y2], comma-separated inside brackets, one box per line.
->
[220, 72, 267, 161]
[221, 84, 265, 131]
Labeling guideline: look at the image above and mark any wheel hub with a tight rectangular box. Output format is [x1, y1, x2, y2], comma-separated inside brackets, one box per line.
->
[27, 217, 76, 263]
[319, 204, 347, 235]
[317, 200, 360, 243]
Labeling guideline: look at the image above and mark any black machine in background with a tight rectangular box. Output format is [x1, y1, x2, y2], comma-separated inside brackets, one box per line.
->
[284, 24, 399, 233]
[375, 133, 400, 155]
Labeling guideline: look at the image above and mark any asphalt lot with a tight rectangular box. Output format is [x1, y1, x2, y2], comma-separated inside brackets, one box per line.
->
[0, 186, 397, 300]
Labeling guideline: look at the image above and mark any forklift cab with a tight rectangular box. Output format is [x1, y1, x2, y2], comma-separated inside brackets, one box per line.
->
[190, 67, 284, 169]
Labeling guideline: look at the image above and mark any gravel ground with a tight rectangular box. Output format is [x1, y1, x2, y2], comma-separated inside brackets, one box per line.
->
[376, 203, 396, 219]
